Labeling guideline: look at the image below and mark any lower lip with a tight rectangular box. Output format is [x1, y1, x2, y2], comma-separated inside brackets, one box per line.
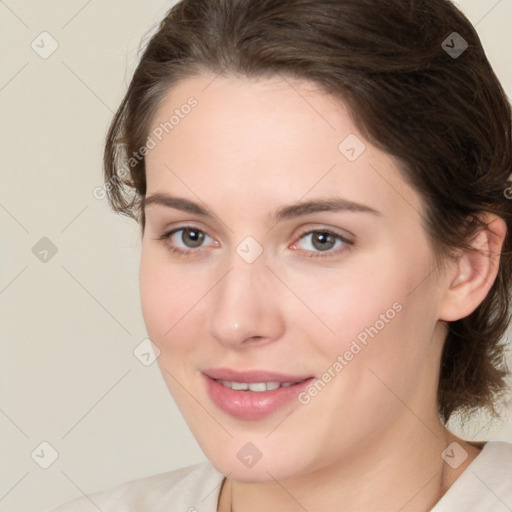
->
[204, 375, 315, 420]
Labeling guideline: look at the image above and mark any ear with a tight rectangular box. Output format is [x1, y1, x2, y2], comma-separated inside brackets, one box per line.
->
[438, 213, 507, 322]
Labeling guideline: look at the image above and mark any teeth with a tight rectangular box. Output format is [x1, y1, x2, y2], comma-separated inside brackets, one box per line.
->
[248, 382, 267, 392]
[218, 380, 298, 392]
[231, 381, 248, 391]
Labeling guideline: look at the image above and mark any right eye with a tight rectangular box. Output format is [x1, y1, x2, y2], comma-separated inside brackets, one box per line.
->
[156, 226, 218, 257]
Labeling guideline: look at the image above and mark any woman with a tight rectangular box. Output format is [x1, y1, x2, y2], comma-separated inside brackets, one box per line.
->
[52, 0, 512, 510]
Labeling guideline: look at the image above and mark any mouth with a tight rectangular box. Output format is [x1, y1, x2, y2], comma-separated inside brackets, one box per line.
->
[202, 368, 315, 420]
[215, 379, 302, 391]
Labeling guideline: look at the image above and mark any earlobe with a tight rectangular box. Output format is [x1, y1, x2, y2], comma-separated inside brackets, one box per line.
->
[439, 214, 507, 322]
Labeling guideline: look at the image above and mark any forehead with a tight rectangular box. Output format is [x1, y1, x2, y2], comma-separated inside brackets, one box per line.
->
[144, 74, 424, 223]
[147, 74, 345, 170]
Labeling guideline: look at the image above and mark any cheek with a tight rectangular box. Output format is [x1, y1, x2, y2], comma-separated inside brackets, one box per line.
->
[139, 252, 169, 339]
[139, 248, 197, 344]
[282, 255, 406, 349]
[139, 247, 219, 386]
[139, 252, 199, 403]
[291, 246, 439, 386]
[317, 279, 440, 422]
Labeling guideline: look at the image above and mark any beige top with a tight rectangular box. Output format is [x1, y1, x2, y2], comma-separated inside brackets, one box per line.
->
[49, 441, 512, 512]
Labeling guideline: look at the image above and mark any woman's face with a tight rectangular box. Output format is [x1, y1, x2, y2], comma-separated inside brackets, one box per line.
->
[140, 74, 450, 481]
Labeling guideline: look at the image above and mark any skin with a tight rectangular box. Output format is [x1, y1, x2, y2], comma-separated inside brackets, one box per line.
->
[140, 74, 506, 511]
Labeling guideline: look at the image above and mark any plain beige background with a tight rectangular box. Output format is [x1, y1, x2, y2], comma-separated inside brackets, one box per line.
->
[0, 1, 511, 511]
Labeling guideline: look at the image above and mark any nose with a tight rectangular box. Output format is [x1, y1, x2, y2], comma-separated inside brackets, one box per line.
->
[206, 256, 286, 349]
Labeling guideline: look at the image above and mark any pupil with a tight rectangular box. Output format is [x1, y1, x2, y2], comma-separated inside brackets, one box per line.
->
[183, 228, 204, 248]
[313, 232, 335, 251]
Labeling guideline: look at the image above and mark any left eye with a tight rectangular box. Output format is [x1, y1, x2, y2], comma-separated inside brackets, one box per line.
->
[294, 230, 350, 253]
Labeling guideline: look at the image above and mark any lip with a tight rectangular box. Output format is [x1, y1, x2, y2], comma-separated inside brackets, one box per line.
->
[202, 367, 313, 383]
[202, 368, 315, 420]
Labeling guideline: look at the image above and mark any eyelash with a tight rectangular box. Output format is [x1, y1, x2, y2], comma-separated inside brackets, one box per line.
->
[155, 225, 353, 259]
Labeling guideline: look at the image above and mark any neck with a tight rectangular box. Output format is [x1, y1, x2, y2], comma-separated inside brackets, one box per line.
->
[219, 418, 481, 512]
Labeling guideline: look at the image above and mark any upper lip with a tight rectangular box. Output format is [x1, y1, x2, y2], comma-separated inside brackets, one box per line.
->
[202, 367, 314, 383]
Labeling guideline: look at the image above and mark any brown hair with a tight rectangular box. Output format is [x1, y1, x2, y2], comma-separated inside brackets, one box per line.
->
[104, 0, 512, 422]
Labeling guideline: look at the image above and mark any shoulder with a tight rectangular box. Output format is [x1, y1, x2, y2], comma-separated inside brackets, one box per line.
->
[432, 441, 512, 512]
[48, 461, 225, 512]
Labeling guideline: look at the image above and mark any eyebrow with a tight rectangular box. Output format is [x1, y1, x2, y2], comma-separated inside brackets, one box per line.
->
[143, 193, 381, 222]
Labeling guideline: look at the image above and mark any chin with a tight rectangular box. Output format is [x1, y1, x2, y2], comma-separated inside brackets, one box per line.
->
[199, 437, 312, 482]
[212, 457, 303, 483]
